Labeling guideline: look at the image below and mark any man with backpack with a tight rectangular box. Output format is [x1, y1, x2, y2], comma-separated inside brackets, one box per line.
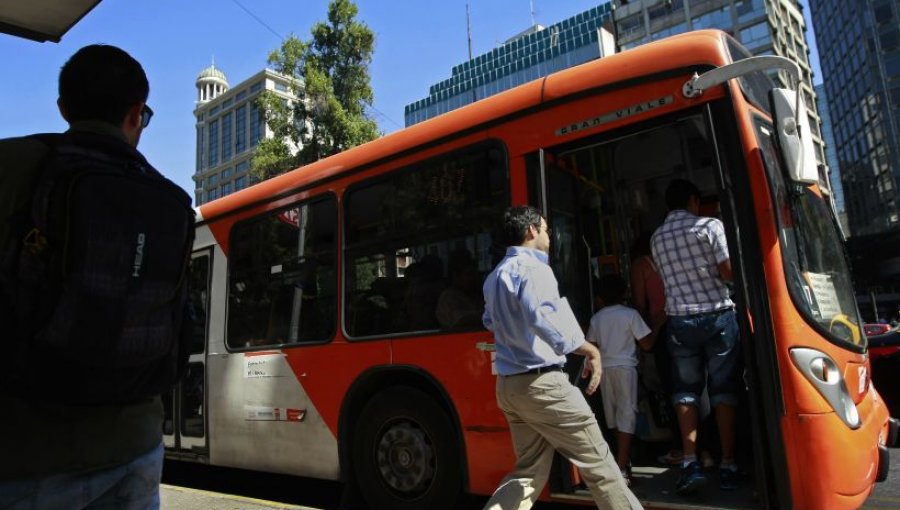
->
[0, 45, 193, 510]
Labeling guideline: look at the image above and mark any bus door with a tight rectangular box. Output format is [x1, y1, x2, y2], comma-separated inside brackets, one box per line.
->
[526, 109, 777, 505]
[163, 249, 211, 454]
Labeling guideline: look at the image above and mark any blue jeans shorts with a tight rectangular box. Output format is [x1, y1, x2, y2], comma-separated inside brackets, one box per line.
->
[667, 308, 741, 408]
[0, 440, 163, 510]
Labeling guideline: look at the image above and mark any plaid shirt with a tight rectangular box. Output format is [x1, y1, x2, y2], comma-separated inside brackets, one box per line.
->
[651, 209, 733, 316]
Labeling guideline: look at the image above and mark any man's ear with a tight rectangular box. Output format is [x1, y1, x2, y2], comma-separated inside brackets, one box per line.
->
[124, 102, 143, 131]
[122, 102, 144, 147]
[57, 98, 70, 122]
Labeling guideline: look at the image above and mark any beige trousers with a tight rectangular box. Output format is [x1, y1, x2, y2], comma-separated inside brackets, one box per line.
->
[482, 370, 643, 510]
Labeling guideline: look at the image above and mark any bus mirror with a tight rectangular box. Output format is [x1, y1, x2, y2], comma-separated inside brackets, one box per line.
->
[770, 88, 819, 185]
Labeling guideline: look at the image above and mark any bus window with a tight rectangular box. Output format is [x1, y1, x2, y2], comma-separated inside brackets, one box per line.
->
[754, 119, 864, 348]
[226, 195, 337, 348]
[188, 252, 210, 355]
[344, 143, 508, 338]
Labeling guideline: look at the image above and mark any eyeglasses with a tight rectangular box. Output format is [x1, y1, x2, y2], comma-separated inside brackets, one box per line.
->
[140, 104, 154, 128]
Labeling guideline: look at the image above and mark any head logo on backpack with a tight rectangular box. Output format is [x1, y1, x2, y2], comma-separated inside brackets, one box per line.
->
[3, 131, 195, 405]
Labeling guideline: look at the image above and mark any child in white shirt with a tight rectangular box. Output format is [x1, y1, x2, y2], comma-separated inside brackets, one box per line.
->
[587, 274, 653, 484]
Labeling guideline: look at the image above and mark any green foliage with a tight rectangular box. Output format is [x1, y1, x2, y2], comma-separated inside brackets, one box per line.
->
[251, 0, 379, 181]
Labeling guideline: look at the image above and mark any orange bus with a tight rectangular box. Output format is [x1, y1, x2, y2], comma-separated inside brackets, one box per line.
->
[165, 30, 898, 509]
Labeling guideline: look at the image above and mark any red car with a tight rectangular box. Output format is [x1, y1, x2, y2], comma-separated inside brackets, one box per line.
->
[869, 327, 900, 360]
[864, 323, 893, 337]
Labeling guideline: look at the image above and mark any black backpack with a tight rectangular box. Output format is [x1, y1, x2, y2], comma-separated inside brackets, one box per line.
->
[1, 131, 195, 405]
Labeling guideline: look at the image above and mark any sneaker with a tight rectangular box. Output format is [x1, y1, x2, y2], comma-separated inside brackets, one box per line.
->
[675, 461, 708, 495]
[719, 467, 738, 491]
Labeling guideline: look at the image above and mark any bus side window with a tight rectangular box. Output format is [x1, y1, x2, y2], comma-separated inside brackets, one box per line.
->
[344, 143, 508, 338]
[226, 195, 337, 348]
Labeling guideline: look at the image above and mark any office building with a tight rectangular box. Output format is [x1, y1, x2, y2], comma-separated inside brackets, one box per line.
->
[612, 0, 829, 186]
[816, 83, 849, 233]
[193, 64, 298, 205]
[404, 4, 616, 126]
[810, 0, 900, 236]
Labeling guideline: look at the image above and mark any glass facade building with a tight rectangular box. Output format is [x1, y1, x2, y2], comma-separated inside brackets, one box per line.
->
[193, 67, 297, 206]
[612, 0, 828, 185]
[810, 0, 900, 236]
[816, 83, 849, 233]
[404, 4, 615, 126]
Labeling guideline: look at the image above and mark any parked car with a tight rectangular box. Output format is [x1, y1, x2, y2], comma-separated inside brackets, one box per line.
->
[864, 323, 893, 337]
[869, 328, 900, 360]
[870, 330, 900, 416]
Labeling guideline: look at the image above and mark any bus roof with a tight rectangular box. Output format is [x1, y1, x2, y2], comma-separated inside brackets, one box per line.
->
[199, 29, 732, 222]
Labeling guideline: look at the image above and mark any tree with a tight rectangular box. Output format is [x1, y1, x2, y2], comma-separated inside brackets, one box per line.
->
[252, 0, 379, 181]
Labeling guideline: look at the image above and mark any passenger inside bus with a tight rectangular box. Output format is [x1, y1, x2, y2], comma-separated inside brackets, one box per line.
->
[436, 250, 484, 329]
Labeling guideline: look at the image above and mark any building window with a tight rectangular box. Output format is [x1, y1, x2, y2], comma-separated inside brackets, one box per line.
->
[196, 126, 205, 171]
[208, 187, 219, 201]
[250, 82, 263, 93]
[250, 104, 263, 147]
[208, 120, 219, 167]
[227, 195, 337, 347]
[692, 6, 730, 30]
[235, 175, 246, 190]
[740, 22, 770, 50]
[222, 167, 233, 179]
[274, 81, 289, 92]
[222, 181, 233, 196]
[344, 143, 508, 337]
[221, 112, 233, 162]
[207, 173, 219, 187]
[236, 90, 247, 101]
[210, 106, 220, 116]
[235, 105, 247, 154]
[222, 98, 234, 108]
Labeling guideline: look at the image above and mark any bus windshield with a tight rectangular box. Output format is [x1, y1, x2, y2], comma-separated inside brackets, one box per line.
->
[754, 118, 864, 349]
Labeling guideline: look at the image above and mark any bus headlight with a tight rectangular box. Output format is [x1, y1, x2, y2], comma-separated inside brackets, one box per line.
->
[790, 347, 860, 430]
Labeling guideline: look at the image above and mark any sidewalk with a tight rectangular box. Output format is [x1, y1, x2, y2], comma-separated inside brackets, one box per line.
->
[161, 484, 318, 510]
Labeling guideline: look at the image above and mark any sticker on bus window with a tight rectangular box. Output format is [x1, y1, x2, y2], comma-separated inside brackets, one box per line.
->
[244, 352, 288, 378]
[804, 272, 842, 319]
[245, 405, 306, 422]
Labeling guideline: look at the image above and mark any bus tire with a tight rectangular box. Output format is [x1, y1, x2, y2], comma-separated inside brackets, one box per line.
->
[352, 386, 462, 510]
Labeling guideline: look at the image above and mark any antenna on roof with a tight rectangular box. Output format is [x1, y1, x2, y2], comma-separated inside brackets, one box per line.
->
[530, 0, 537, 26]
[466, 3, 473, 61]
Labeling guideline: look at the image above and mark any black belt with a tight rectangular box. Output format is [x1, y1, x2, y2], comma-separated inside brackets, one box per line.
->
[507, 365, 565, 376]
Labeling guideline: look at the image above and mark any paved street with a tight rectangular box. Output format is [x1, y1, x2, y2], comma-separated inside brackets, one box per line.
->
[161, 485, 313, 510]
[864, 446, 900, 509]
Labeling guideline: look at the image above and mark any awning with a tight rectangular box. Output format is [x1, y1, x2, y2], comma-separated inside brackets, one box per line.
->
[0, 0, 103, 43]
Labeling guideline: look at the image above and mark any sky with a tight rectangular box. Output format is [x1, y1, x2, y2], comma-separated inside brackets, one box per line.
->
[0, 0, 822, 196]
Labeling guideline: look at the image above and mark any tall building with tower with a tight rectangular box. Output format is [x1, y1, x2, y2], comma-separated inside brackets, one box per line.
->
[193, 63, 298, 205]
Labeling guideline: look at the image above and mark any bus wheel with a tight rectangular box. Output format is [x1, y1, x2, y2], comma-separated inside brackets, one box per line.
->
[352, 386, 462, 510]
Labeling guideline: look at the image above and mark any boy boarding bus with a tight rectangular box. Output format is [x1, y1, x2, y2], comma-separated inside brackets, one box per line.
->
[166, 30, 898, 509]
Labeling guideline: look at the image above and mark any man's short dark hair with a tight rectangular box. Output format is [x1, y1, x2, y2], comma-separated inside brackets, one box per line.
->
[665, 179, 700, 211]
[598, 274, 626, 305]
[503, 205, 542, 246]
[59, 45, 149, 125]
